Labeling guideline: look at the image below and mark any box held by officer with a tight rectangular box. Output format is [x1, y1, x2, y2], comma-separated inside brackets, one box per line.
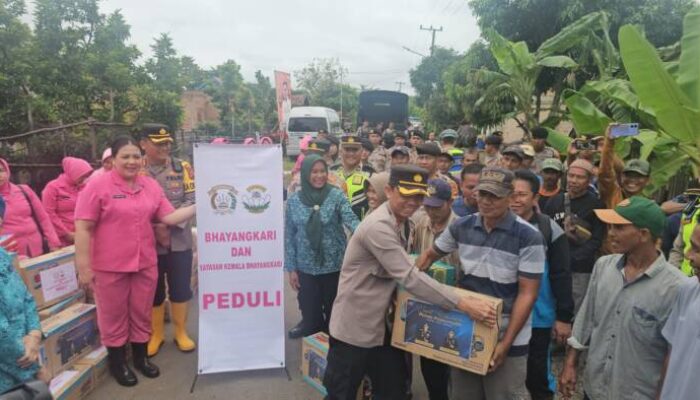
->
[40, 303, 101, 378]
[17, 246, 78, 309]
[391, 287, 502, 375]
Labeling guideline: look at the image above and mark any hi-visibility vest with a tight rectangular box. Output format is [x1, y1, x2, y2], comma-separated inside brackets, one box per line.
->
[681, 209, 699, 276]
[336, 168, 370, 219]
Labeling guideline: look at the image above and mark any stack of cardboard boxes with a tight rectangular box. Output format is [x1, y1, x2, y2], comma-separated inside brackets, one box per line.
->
[14, 247, 108, 400]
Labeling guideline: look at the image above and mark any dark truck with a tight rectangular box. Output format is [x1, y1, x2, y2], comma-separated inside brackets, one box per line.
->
[357, 90, 409, 131]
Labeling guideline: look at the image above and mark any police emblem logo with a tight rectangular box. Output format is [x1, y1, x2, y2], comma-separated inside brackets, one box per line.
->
[242, 184, 271, 214]
[309, 143, 318, 150]
[348, 137, 355, 143]
[159, 128, 167, 135]
[208, 184, 238, 215]
[413, 174, 423, 183]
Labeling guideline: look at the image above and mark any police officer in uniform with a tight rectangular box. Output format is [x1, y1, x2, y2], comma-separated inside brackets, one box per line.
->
[331, 135, 375, 220]
[138, 124, 197, 357]
[324, 165, 497, 399]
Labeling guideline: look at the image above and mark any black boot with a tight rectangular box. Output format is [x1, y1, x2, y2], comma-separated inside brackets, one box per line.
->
[288, 320, 306, 339]
[107, 346, 138, 387]
[132, 342, 160, 378]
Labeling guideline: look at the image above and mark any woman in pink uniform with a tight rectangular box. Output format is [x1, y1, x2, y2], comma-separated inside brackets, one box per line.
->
[0, 158, 60, 257]
[42, 157, 93, 246]
[74, 136, 195, 387]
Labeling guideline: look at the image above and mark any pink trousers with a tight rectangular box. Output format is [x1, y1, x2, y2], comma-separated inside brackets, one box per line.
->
[93, 267, 158, 347]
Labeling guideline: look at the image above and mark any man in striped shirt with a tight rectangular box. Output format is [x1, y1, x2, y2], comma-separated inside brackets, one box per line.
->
[418, 167, 545, 399]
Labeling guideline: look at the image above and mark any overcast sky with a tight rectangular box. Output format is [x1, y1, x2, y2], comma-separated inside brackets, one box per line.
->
[28, 0, 482, 94]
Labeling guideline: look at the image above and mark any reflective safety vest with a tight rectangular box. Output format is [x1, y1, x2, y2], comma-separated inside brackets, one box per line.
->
[334, 167, 371, 220]
[681, 208, 699, 276]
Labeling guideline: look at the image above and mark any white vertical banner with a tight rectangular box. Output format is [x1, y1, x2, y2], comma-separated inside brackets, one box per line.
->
[194, 144, 285, 374]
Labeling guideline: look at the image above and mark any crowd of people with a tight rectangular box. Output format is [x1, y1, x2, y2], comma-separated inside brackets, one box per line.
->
[2, 120, 700, 400]
[285, 124, 700, 400]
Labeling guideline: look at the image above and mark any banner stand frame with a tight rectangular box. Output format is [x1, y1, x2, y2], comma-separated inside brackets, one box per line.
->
[189, 366, 291, 394]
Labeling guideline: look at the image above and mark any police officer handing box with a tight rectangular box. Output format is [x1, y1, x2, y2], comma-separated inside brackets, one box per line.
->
[323, 165, 497, 400]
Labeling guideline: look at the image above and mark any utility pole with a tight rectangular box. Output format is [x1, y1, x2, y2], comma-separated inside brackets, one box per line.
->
[340, 68, 344, 125]
[395, 81, 405, 92]
[420, 25, 443, 56]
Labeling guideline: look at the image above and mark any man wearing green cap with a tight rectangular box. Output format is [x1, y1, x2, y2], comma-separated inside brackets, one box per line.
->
[559, 196, 684, 400]
[538, 158, 564, 210]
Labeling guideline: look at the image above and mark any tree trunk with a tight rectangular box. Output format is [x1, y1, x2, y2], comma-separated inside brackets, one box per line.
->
[109, 89, 115, 122]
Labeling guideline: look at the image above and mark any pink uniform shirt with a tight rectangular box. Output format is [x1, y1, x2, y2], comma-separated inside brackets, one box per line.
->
[75, 170, 175, 273]
[42, 157, 93, 246]
[0, 159, 61, 257]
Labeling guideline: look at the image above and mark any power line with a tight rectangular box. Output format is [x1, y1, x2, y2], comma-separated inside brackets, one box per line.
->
[419, 25, 444, 56]
[395, 81, 405, 92]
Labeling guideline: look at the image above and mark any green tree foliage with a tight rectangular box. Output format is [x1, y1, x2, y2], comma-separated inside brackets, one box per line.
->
[469, 0, 695, 51]
[295, 58, 358, 125]
[443, 40, 513, 129]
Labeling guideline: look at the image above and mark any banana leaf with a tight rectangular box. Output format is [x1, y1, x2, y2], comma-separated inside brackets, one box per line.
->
[544, 127, 571, 154]
[619, 25, 699, 143]
[563, 90, 612, 135]
[635, 129, 659, 161]
[646, 151, 690, 195]
[537, 56, 578, 69]
[536, 12, 609, 57]
[678, 7, 700, 108]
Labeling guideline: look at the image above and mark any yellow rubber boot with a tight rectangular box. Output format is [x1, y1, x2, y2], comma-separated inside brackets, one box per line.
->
[171, 302, 196, 352]
[147, 304, 165, 357]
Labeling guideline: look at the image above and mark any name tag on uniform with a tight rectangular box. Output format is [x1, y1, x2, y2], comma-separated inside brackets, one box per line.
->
[112, 194, 126, 199]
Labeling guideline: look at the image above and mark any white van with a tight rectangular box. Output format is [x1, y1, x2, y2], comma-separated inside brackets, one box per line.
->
[286, 107, 341, 157]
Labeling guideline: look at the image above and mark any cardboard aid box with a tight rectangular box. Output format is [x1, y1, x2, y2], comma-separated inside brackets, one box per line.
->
[18, 246, 78, 309]
[39, 289, 86, 320]
[391, 287, 503, 375]
[49, 364, 93, 400]
[41, 303, 100, 378]
[301, 332, 365, 399]
[75, 346, 108, 392]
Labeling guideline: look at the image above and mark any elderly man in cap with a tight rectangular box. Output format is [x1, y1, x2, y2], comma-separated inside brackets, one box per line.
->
[543, 159, 605, 316]
[500, 145, 525, 171]
[367, 129, 388, 172]
[138, 124, 197, 357]
[559, 197, 684, 400]
[412, 178, 460, 400]
[483, 133, 503, 167]
[325, 165, 498, 400]
[658, 223, 700, 399]
[530, 127, 560, 173]
[538, 158, 564, 210]
[418, 167, 545, 400]
[416, 143, 459, 199]
[331, 135, 375, 220]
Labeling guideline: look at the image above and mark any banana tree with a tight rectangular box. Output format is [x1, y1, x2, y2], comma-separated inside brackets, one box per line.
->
[562, 6, 700, 193]
[477, 12, 614, 137]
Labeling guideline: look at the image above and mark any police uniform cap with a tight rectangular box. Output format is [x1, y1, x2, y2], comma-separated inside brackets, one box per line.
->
[142, 123, 173, 144]
[439, 129, 458, 140]
[502, 145, 525, 160]
[307, 139, 331, 154]
[361, 139, 374, 152]
[394, 131, 408, 140]
[390, 164, 430, 196]
[340, 134, 362, 147]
